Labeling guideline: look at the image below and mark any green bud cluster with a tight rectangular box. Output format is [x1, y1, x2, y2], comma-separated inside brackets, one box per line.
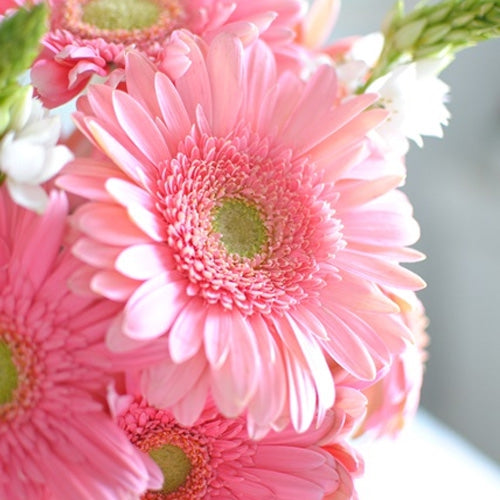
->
[0, 3, 47, 148]
[368, 0, 500, 86]
[0, 3, 48, 87]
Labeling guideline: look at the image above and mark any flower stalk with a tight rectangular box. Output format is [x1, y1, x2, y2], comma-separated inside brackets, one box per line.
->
[365, 0, 500, 88]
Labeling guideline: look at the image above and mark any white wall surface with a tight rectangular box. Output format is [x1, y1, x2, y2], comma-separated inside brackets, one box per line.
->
[333, 0, 500, 463]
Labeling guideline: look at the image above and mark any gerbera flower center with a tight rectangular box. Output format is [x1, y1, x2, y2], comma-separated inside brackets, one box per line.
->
[149, 444, 192, 494]
[61, 0, 183, 45]
[82, 0, 161, 31]
[0, 326, 42, 423]
[212, 198, 267, 258]
[131, 421, 212, 499]
[0, 340, 18, 405]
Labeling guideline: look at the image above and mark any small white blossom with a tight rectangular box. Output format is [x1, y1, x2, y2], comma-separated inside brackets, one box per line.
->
[335, 32, 385, 93]
[367, 58, 451, 155]
[0, 86, 73, 213]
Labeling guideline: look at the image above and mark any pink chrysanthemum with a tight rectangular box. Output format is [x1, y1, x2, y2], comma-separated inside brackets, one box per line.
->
[356, 290, 429, 438]
[58, 33, 424, 435]
[112, 386, 363, 500]
[31, 0, 306, 107]
[0, 186, 162, 499]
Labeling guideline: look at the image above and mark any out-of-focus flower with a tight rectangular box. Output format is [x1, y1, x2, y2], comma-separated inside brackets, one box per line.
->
[58, 33, 424, 437]
[367, 58, 451, 154]
[0, 85, 73, 213]
[297, 0, 341, 50]
[331, 33, 385, 98]
[0, 0, 37, 18]
[355, 290, 429, 438]
[112, 385, 364, 500]
[0, 187, 162, 499]
[32, 0, 306, 107]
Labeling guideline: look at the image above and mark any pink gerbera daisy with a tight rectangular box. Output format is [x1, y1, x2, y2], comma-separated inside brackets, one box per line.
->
[58, 32, 424, 435]
[0, 186, 162, 499]
[31, 0, 306, 107]
[112, 384, 364, 500]
[356, 290, 429, 438]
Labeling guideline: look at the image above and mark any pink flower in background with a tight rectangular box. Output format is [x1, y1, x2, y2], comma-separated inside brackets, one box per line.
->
[0, 187, 162, 499]
[356, 290, 429, 438]
[0, 0, 37, 17]
[31, 0, 306, 107]
[112, 386, 363, 500]
[58, 33, 424, 436]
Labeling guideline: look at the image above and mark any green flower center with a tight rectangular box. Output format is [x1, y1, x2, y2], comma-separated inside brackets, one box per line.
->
[212, 198, 267, 258]
[149, 444, 193, 494]
[82, 0, 161, 31]
[0, 340, 18, 405]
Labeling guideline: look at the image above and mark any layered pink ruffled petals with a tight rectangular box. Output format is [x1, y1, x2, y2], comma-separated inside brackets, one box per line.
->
[357, 291, 429, 438]
[59, 34, 425, 434]
[114, 392, 357, 499]
[0, 189, 161, 498]
[31, 55, 94, 108]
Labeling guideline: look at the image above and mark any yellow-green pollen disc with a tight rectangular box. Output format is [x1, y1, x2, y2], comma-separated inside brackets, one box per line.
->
[150, 444, 192, 494]
[212, 198, 267, 258]
[0, 340, 18, 405]
[82, 0, 161, 31]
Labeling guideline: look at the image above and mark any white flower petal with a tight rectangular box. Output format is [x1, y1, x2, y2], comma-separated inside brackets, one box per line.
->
[1, 139, 46, 182]
[36, 145, 74, 183]
[19, 116, 61, 147]
[6, 179, 49, 214]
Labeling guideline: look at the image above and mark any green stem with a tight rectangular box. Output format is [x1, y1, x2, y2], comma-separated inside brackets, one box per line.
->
[362, 0, 500, 90]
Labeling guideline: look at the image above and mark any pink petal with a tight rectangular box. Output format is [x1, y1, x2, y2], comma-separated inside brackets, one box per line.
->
[72, 237, 121, 268]
[72, 203, 151, 246]
[126, 203, 166, 242]
[341, 210, 421, 247]
[311, 306, 377, 380]
[335, 175, 404, 209]
[105, 177, 155, 211]
[123, 271, 188, 340]
[243, 39, 277, 129]
[115, 243, 175, 280]
[124, 51, 162, 117]
[171, 370, 210, 426]
[175, 35, 213, 124]
[112, 89, 168, 165]
[207, 33, 244, 136]
[283, 348, 317, 432]
[91, 270, 139, 301]
[210, 310, 260, 417]
[154, 72, 191, 151]
[86, 120, 153, 188]
[144, 351, 207, 409]
[203, 304, 232, 368]
[168, 297, 207, 363]
[336, 249, 426, 290]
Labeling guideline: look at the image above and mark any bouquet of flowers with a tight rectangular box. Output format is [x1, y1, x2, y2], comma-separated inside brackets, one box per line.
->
[1, 0, 498, 498]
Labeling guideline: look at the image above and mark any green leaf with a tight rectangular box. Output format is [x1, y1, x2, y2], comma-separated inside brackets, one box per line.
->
[0, 3, 48, 87]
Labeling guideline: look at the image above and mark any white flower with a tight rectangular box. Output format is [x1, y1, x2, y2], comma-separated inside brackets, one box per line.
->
[335, 32, 385, 94]
[0, 86, 73, 213]
[367, 58, 451, 155]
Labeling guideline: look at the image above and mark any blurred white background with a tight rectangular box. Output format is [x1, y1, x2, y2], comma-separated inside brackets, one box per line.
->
[333, 0, 500, 465]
